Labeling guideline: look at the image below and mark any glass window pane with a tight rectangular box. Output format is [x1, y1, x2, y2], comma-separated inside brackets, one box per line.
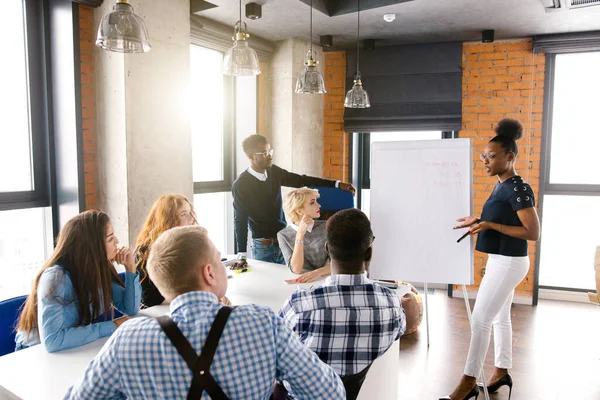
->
[539, 195, 599, 289]
[549, 52, 600, 185]
[0, 207, 52, 301]
[361, 189, 371, 219]
[194, 192, 227, 254]
[235, 76, 257, 176]
[0, 0, 33, 192]
[190, 46, 224, 182]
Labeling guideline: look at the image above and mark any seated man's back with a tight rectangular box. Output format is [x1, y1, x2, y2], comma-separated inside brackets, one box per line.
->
[280, 274, 405, 376]
[279, 209, 406, 377]
[66, 226, 344, 400]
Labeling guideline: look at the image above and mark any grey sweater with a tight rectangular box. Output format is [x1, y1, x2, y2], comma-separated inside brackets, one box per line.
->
[277, 220, 329, 273]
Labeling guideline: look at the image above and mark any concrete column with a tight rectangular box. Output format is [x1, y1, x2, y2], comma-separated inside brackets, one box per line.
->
[269, 38, 325, 177]
[95, 0, 192, 246]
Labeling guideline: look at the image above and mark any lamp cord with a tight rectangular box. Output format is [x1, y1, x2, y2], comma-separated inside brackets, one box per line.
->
[356, 0, 360, 76]
[310, 0, 313, 56]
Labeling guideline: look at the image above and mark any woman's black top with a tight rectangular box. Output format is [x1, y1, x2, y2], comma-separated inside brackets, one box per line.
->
[475, 175, 535, 257]
[136, 250, 164, 307]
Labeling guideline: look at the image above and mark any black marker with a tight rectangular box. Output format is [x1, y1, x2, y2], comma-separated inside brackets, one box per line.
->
[457, 231, 470, 243]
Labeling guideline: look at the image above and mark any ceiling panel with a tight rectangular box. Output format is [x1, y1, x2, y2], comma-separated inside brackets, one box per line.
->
[199, 0, 600, 48]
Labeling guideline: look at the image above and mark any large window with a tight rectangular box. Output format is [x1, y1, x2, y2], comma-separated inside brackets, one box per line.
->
[547, 52, 600, 185]
[1, 0, 49, 211]
[0, 208, 53, 301]
[190, 45, 257, 254]
[0, 0, 53, 301]
[2, 1, 32, 193]
[190, 46, 230, 186]
[537, 52, 600, 295]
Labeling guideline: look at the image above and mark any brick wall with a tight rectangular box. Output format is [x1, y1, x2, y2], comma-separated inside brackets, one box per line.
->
[459, 39, 545, 298]
[79, 5, 98, 210]
[322, 52, 350, 182]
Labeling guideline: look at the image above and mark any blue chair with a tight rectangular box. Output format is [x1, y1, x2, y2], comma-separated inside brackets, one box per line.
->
[2, 274, 129, 353]
[310, 186, 354, 220]
[0, 295, 28, 357]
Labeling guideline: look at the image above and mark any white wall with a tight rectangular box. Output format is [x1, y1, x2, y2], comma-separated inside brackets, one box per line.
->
[269, 38, 325, 177]
[95, 0, 193, 246]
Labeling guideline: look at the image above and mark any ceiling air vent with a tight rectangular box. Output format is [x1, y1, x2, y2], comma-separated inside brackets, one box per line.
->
[568, 0, 600, 8]
[543, 0, 600, 10]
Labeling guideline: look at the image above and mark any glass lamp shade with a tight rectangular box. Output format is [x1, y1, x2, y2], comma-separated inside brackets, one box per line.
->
[223, 39, 261, 76]
[295, 64, 326, 94]
[344, 79, 370, 108]
[96, 2, 151, 53]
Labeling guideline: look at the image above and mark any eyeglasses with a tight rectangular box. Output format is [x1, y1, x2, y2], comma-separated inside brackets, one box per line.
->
[479, 150, 506, 162]
[253, 149, 274, 158]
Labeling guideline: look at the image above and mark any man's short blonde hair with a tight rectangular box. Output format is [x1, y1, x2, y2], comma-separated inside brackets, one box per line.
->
[147, 225, 212, 300]
[283, 187, 320, 223]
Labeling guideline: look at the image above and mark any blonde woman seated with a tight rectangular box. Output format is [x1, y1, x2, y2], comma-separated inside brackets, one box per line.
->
[277, 187, 330, 283]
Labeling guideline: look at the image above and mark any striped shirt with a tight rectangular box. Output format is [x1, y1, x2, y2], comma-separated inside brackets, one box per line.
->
[65, 291, 345, 400]
[278, 274, 406, 376]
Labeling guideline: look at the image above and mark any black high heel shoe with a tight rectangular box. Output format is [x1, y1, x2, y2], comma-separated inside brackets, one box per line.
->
[478, 373, 513, 399]
[439, 385, 479, 400]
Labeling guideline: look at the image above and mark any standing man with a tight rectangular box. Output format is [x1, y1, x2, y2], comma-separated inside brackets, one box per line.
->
[233, 134, 355, 264]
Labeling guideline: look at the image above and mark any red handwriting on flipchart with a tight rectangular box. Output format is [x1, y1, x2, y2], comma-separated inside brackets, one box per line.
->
[426, 161, 463, 188]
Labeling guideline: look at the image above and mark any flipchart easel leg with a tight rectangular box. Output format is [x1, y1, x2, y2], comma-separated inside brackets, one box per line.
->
[424, 282, 430, 348]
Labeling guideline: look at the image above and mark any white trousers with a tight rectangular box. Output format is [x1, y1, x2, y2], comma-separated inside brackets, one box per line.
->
[464, 254, 529, 378]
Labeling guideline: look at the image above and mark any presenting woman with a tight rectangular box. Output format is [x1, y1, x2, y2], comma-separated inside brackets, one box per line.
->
[443, 119, 540, 400]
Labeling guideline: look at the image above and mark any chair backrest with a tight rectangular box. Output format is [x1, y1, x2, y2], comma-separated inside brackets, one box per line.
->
[0, 295, 28, 357]
[310, 186, 354, 220]
[340, 364, 372, 400]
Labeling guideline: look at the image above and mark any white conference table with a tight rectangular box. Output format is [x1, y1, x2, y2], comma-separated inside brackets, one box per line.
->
[0, 260, 403, 400]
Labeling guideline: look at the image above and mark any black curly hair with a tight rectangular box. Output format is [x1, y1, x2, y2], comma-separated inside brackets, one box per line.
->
[489, 118, 524, 155]
[242, 134, 268, 154]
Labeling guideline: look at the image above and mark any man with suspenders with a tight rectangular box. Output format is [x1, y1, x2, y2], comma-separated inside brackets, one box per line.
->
[66, 225, 345, 399]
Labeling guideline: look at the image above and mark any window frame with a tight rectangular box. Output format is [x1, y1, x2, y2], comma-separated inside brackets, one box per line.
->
[1, 0, 96, 300]
[0, 0, 51, 211]
[191, 46, 236, 194]
[533, 52, 600, 304]
[190, 45, 259, 254]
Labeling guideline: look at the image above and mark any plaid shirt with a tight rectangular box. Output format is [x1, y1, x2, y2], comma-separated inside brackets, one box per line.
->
[65, 291, 345, 400]
[278, 274, 406, 376]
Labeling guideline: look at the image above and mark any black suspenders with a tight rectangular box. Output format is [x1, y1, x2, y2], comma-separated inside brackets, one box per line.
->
[156, 307, 234, 400]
